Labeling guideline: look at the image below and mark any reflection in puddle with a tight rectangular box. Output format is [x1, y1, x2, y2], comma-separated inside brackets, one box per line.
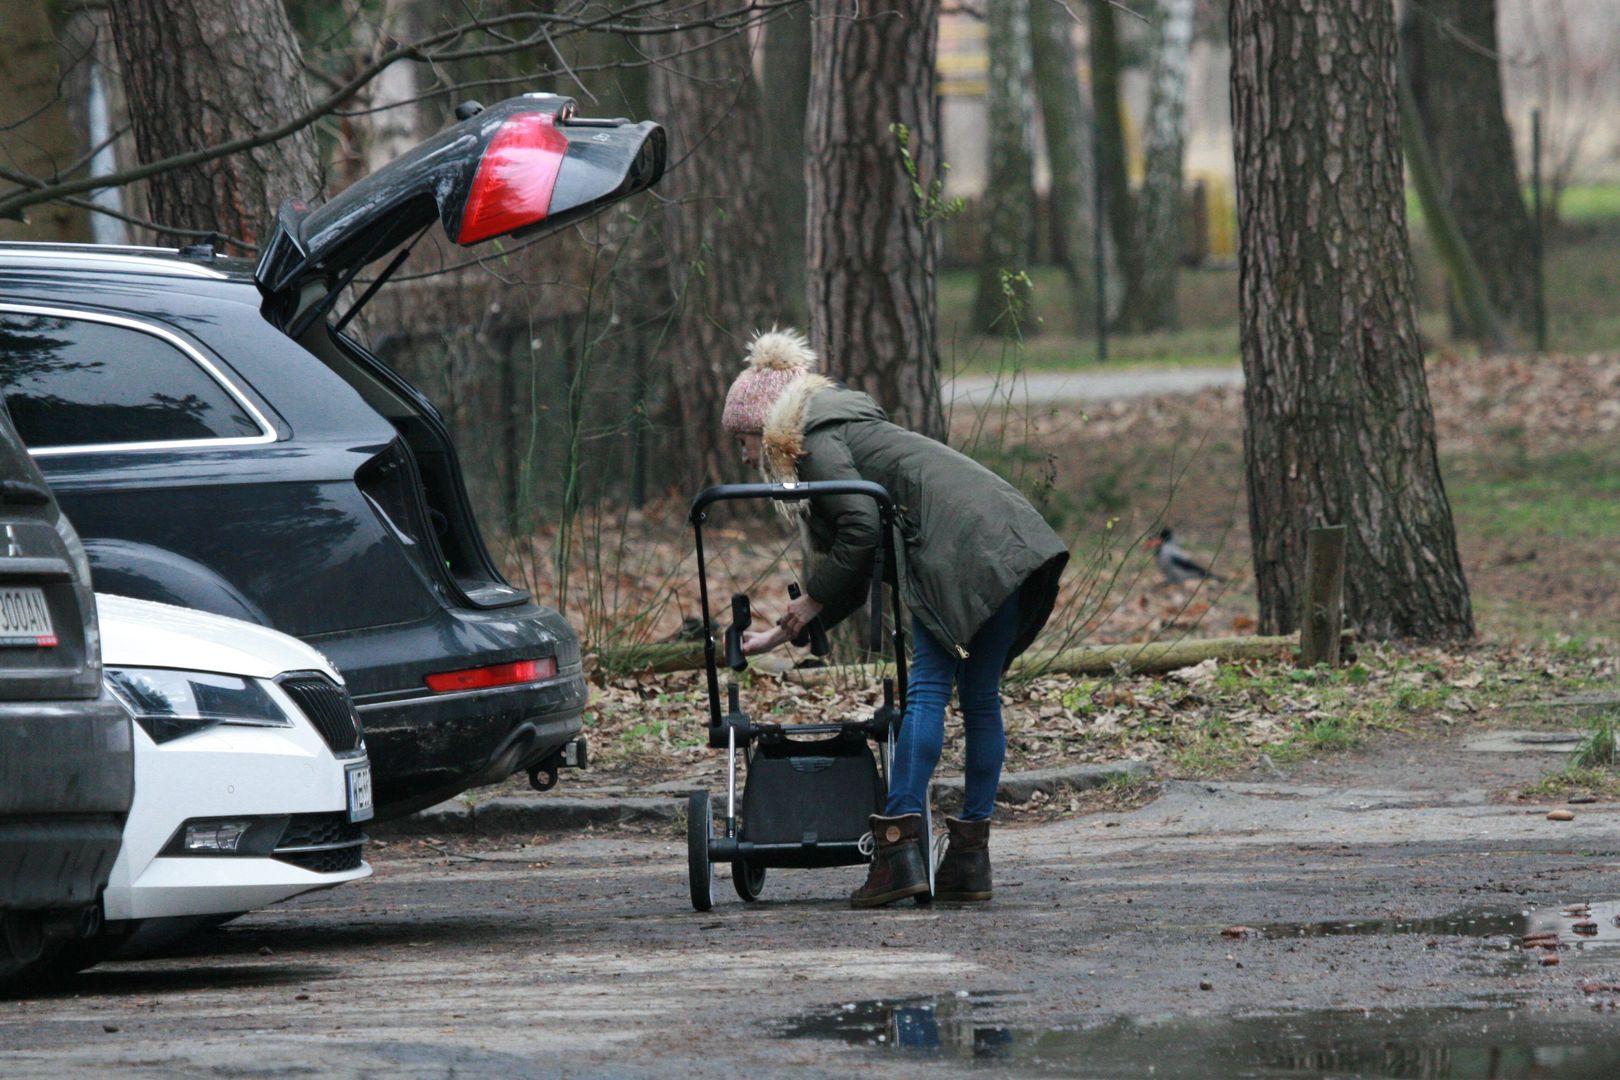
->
[782, 992, 1019, 1058]
[783, 995, 1620, 1078]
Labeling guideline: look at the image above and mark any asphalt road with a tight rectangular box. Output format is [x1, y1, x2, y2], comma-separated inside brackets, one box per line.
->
[5, 729, 1620, 1078]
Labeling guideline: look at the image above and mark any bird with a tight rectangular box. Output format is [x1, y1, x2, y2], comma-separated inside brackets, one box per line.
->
[1147, 528, 1221, 584]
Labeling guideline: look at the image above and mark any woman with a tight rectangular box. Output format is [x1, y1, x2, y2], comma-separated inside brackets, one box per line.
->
[726, 329, 1068, 908]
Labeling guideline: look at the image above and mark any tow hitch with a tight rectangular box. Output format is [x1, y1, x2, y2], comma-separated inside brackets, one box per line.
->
[528, 736, 588, 792]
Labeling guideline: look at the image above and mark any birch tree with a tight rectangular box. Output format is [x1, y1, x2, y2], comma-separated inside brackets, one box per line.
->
[1030, 0, 1097, 332]
[1136, 0, 1195, 331]
[970, 0, 1036, 335]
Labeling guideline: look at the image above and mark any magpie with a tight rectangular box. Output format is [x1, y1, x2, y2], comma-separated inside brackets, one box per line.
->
[1147, 528, 1221, 584]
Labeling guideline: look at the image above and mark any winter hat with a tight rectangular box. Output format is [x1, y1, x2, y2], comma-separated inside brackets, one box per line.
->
[721, 328, 818, 434]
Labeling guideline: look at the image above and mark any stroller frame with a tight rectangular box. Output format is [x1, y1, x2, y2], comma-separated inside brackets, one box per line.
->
[685, 480, 929, 910]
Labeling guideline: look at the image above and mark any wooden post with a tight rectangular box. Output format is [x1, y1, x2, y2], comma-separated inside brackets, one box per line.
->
[1299, 525, 1347, 667]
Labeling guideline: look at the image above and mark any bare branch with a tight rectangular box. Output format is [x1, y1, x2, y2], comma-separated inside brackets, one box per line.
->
[0, 1, 802, 221]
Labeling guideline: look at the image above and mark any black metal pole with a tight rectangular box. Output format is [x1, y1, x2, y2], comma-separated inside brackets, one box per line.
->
[1091, 110, 1109, 365]
[1531, 108, 1547, 354]
[691, 518, 722, 729]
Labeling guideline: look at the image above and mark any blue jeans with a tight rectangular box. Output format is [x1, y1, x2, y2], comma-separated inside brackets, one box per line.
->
[884, 594, 1020, 821]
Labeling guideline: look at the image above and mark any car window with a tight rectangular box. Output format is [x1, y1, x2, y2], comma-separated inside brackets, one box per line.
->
[0, 311, 263, 450]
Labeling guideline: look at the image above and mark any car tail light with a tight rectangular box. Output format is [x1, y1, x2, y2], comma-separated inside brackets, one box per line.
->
[455, 112, 569, 245]
[424, 657, 556, 693]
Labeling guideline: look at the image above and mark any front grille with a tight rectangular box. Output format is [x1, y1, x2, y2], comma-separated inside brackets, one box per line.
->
[278, 673, 363, 753]
[278, 846, 365, 874]
[273, 811, 365, 874]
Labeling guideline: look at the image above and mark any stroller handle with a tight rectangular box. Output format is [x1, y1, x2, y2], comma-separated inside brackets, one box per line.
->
[689, 480, 895, 521]
[689, 479, 907, 730]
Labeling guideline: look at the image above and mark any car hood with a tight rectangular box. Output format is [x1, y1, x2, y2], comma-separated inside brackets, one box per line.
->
[254, 93, 664, 307]
[96, 594, 342, 683]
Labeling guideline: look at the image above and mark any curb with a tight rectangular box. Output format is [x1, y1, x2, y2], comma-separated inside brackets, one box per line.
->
[371, 760, 1152, 839]
[933, 760, 1153, 814]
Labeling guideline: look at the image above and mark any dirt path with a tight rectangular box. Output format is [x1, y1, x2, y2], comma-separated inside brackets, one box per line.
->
[5, 728, 1620, 1077]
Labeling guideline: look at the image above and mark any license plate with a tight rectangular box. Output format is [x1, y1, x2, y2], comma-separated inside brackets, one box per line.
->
[346, 761, 374, 823]
[0, 586, 55, 647]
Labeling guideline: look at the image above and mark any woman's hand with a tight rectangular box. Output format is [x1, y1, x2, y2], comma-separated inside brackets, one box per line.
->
[777, 593, 824, 641]
[741, 626, 789, 656]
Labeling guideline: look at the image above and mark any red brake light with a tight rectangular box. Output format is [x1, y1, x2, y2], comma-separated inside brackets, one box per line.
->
[424, 657, 556, 693]
[455, 112, 569, 245]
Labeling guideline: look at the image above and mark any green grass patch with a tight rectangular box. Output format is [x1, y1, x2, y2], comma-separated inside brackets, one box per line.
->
[1450, 450, 1620, 541]
[1523, 765, 1620, 802]
[938, 182, 1620, 379]
[1549, 184, 1620, 223]
[937, 265, 1241, 376]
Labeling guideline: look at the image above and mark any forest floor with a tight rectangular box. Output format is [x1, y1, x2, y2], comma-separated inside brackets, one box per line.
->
[478, 348, 1620, 810]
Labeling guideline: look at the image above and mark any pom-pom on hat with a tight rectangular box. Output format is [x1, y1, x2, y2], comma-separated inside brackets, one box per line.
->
[721, 328, 818, 434]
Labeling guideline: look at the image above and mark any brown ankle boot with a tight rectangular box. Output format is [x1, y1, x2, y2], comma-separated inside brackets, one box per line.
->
[850, 813, 929, 908]
[933, 816, 992, 902]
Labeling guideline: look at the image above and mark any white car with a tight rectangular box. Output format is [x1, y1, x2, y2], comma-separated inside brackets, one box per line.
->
[88, 594, 372, 954]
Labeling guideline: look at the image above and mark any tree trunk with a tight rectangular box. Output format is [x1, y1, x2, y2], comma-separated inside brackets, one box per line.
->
[1136, 0, 1196, 332]
[1086, 0, 1146, 330]
[970, 0, 1036, 336]
[108, 0, 323, 251]
[764, 2, 812, 329]
[1400, 0, 1536, 338]
[1229, 0, 1473, 642]
[1397, 74, 1513, 354]
[1029, 0, 1097, 333]
[0, 1, 91, 242]
[648, 14, 783, 488]
[806, 0, 944, 440]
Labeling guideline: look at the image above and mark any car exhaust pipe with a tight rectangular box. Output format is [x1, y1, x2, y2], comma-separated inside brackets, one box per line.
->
[41, 903, 101, 942]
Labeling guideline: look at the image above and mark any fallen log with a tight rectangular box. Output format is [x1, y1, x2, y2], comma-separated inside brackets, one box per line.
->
[591, 629, 1354, 680]
[1013, 634, 1309, 678]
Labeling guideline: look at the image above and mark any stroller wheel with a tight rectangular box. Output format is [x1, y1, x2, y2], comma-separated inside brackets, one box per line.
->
[732, 859, 766, 902]
[687, 790, 715, 912]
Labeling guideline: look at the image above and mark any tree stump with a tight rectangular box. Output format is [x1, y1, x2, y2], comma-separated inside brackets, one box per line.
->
[1299, 525, 1347, 668]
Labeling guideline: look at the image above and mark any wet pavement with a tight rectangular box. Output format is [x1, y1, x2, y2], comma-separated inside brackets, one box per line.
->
[3, 731, 1620, 1077]
[785, 993, 1620, 1077]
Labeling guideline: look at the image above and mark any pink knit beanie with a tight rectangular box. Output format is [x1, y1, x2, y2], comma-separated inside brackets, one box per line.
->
[721, 328, 818, 434]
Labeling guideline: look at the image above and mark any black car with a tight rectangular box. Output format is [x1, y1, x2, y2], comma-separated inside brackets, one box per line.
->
[0, 399, 132, 991]
[0, 94, 665, 818]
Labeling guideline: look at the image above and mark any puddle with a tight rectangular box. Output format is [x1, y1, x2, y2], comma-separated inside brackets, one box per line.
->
[1523, 899, 1620, 949]
[1260, 900, 1620, 970]
[782, 994, 1620, 1077]
[1261, 906, 1524, 940]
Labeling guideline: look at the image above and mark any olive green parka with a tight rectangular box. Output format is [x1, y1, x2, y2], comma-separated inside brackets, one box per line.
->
[761, 374, 1069, 664]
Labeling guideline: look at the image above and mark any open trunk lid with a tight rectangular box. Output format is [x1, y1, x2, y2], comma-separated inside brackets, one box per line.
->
[255, 93, 664, 316]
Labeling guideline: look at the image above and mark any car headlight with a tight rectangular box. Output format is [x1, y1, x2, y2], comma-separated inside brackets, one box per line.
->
[106, 667, 293, 744]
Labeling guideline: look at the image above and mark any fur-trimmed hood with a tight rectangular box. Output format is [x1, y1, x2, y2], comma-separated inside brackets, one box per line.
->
[760, 371, 837, 486]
